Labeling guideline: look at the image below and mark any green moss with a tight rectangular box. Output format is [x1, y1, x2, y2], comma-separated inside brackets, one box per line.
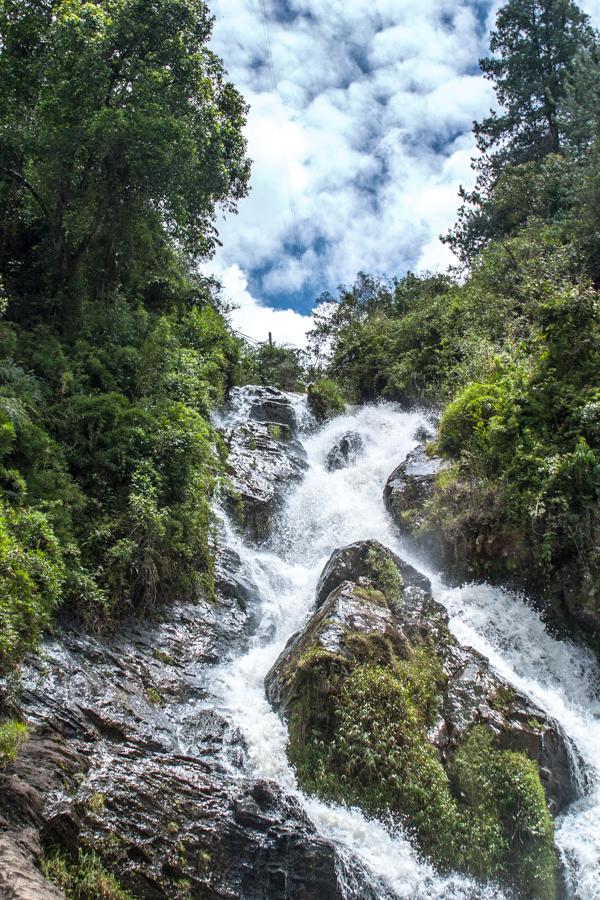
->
[0, 719, 29, 767]
[42, 847, 133, 899]
[87, 792, 106, 815]
[450, 726, 556, 899]
[146, 686, 163, 706]
[287, 634, 556, 898]
[267, 423, 284, 440]
[366, 546, 402, 600]
[352, 585, 388, 606]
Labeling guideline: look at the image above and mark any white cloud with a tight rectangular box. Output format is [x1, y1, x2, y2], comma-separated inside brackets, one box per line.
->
[205, 0, 600, 346]
[218, 264, 313, 348]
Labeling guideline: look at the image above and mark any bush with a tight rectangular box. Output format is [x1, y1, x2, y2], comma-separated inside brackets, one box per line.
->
[0, 719, 29, 767]
[0, 501, 64, 671]
[42, 848, 133, 900]
[307, 379, 345, 422]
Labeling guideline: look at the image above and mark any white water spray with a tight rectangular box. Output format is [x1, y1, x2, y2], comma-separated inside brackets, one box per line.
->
[213, 396, 600, 899]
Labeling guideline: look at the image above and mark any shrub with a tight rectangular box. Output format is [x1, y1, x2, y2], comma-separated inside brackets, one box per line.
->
[307, 379, 345, 422]
[0, 719, 29, 767]
[42, 848, 133, 900]
[0, 501, 64, 671]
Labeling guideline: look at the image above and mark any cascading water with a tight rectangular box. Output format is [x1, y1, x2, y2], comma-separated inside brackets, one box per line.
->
[213, 394, 600, 899]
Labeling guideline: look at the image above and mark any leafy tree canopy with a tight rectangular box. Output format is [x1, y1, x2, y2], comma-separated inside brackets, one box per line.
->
[0, 0, 250, 306]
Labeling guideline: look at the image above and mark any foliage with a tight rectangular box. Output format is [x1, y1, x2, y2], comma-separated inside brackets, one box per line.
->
[0, 500, 64, 671]
[286, 586, 555, 897]
[0, 718, 29, 767]
[0, 0, 250, 667]
[307, 379, 345, 422]
[241, 342, 304, 392]
[0, 0, 250, 304]
[445, 0, 593, 265]
[42, 847, 133, 900]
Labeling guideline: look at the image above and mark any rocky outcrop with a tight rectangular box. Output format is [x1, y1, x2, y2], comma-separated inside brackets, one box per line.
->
[384, 447, 600, 641]
[325, 432, 365, 471]
[0, 542, 360, 899]
[0, 829, 64, 899]
[266, 540, 579, 898]
[383, 443, 447, 537]
[314, 539, 430, 609]
[244, 386, 299, 434]
[223, 389, 308, 542]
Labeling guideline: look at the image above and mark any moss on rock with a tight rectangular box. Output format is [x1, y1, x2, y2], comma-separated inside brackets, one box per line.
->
[276, 548, 557, 899]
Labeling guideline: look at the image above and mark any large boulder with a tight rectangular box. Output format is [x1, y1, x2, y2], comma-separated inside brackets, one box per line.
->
[228, 385, 299, 434]
[266, 540, 579, 899]
[383, 443, 447, 537]
[224, 421, 307, 542]
[325, 432, 365, 472]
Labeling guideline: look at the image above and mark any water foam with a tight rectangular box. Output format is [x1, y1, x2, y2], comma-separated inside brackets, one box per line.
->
[212, 393, 600, 898]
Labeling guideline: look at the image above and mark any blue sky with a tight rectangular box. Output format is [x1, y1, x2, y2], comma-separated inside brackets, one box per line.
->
[205, 0, 600, 345]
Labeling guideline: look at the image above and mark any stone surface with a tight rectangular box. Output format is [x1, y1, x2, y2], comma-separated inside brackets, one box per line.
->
[383, 443, 447, 536]
[228, 385, 300, 434]
[315, 539, 430, 610]
[0, 526, 369, 898]
[0, 829, 64, 899]
[268, 540, 579, 817]
[224, 421, 307, 542]
[384, 446, 600, 640]
[325, 432, 365, 471]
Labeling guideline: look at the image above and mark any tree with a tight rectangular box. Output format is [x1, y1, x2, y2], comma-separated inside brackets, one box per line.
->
[445, 0, 593, 265]
[476, 0, 593, 171]
[0, 0, 251, 306]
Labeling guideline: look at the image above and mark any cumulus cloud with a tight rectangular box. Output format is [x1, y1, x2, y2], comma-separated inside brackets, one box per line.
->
[206, 0, 600, 345]
[217, 264, 313, 347]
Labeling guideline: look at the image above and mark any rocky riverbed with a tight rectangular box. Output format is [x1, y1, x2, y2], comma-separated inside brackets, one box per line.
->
[1, 390, 598, 899]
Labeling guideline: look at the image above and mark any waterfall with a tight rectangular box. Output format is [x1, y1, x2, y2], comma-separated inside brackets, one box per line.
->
[212, 395, 600, 899]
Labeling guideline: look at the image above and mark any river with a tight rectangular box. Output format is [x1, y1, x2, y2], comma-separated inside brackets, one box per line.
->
[212, 393, 600, 899]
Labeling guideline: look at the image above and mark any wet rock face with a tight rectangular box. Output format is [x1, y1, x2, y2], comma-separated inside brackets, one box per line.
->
[383, 443, 447, 537]
[223, 390, 308, 542]
[266, 540, 578, 897]
[228, 385, 300, 434]
[325, 431, 365, 471]
[315, 539, 431, 610]
[0, 829, 64, 899]
[384, 447, 600, 641]
[0, 541, 357, 899]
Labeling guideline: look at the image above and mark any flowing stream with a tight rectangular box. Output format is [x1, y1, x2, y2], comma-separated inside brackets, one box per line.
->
[213, 396, 600, 899]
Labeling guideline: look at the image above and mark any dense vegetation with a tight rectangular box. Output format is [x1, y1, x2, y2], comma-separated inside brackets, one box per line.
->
[310, 0, 600, 637]
[0, 0, 251, 671]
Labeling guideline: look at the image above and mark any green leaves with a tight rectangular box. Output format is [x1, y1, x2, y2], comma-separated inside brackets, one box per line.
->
[0, 0, 250, 302]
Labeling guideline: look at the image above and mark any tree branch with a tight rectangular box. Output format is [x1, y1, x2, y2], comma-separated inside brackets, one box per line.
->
[0, 167, 49, 220]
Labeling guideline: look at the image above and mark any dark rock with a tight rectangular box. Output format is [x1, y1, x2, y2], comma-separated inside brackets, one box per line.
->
[224, 421, 307, 542]
[0, 828, 64, 899]
[325, 431, 365, 471]
[315, 539, 430, 610]
[413, 423, 435, 443]
[0, 543, 365, 898]
[228, 385, 299, 434]
[267, 541, 578, 854]
[383, 443, 447, 536]
[46, 752, 344, 900]
[384, 448, 600, 641]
